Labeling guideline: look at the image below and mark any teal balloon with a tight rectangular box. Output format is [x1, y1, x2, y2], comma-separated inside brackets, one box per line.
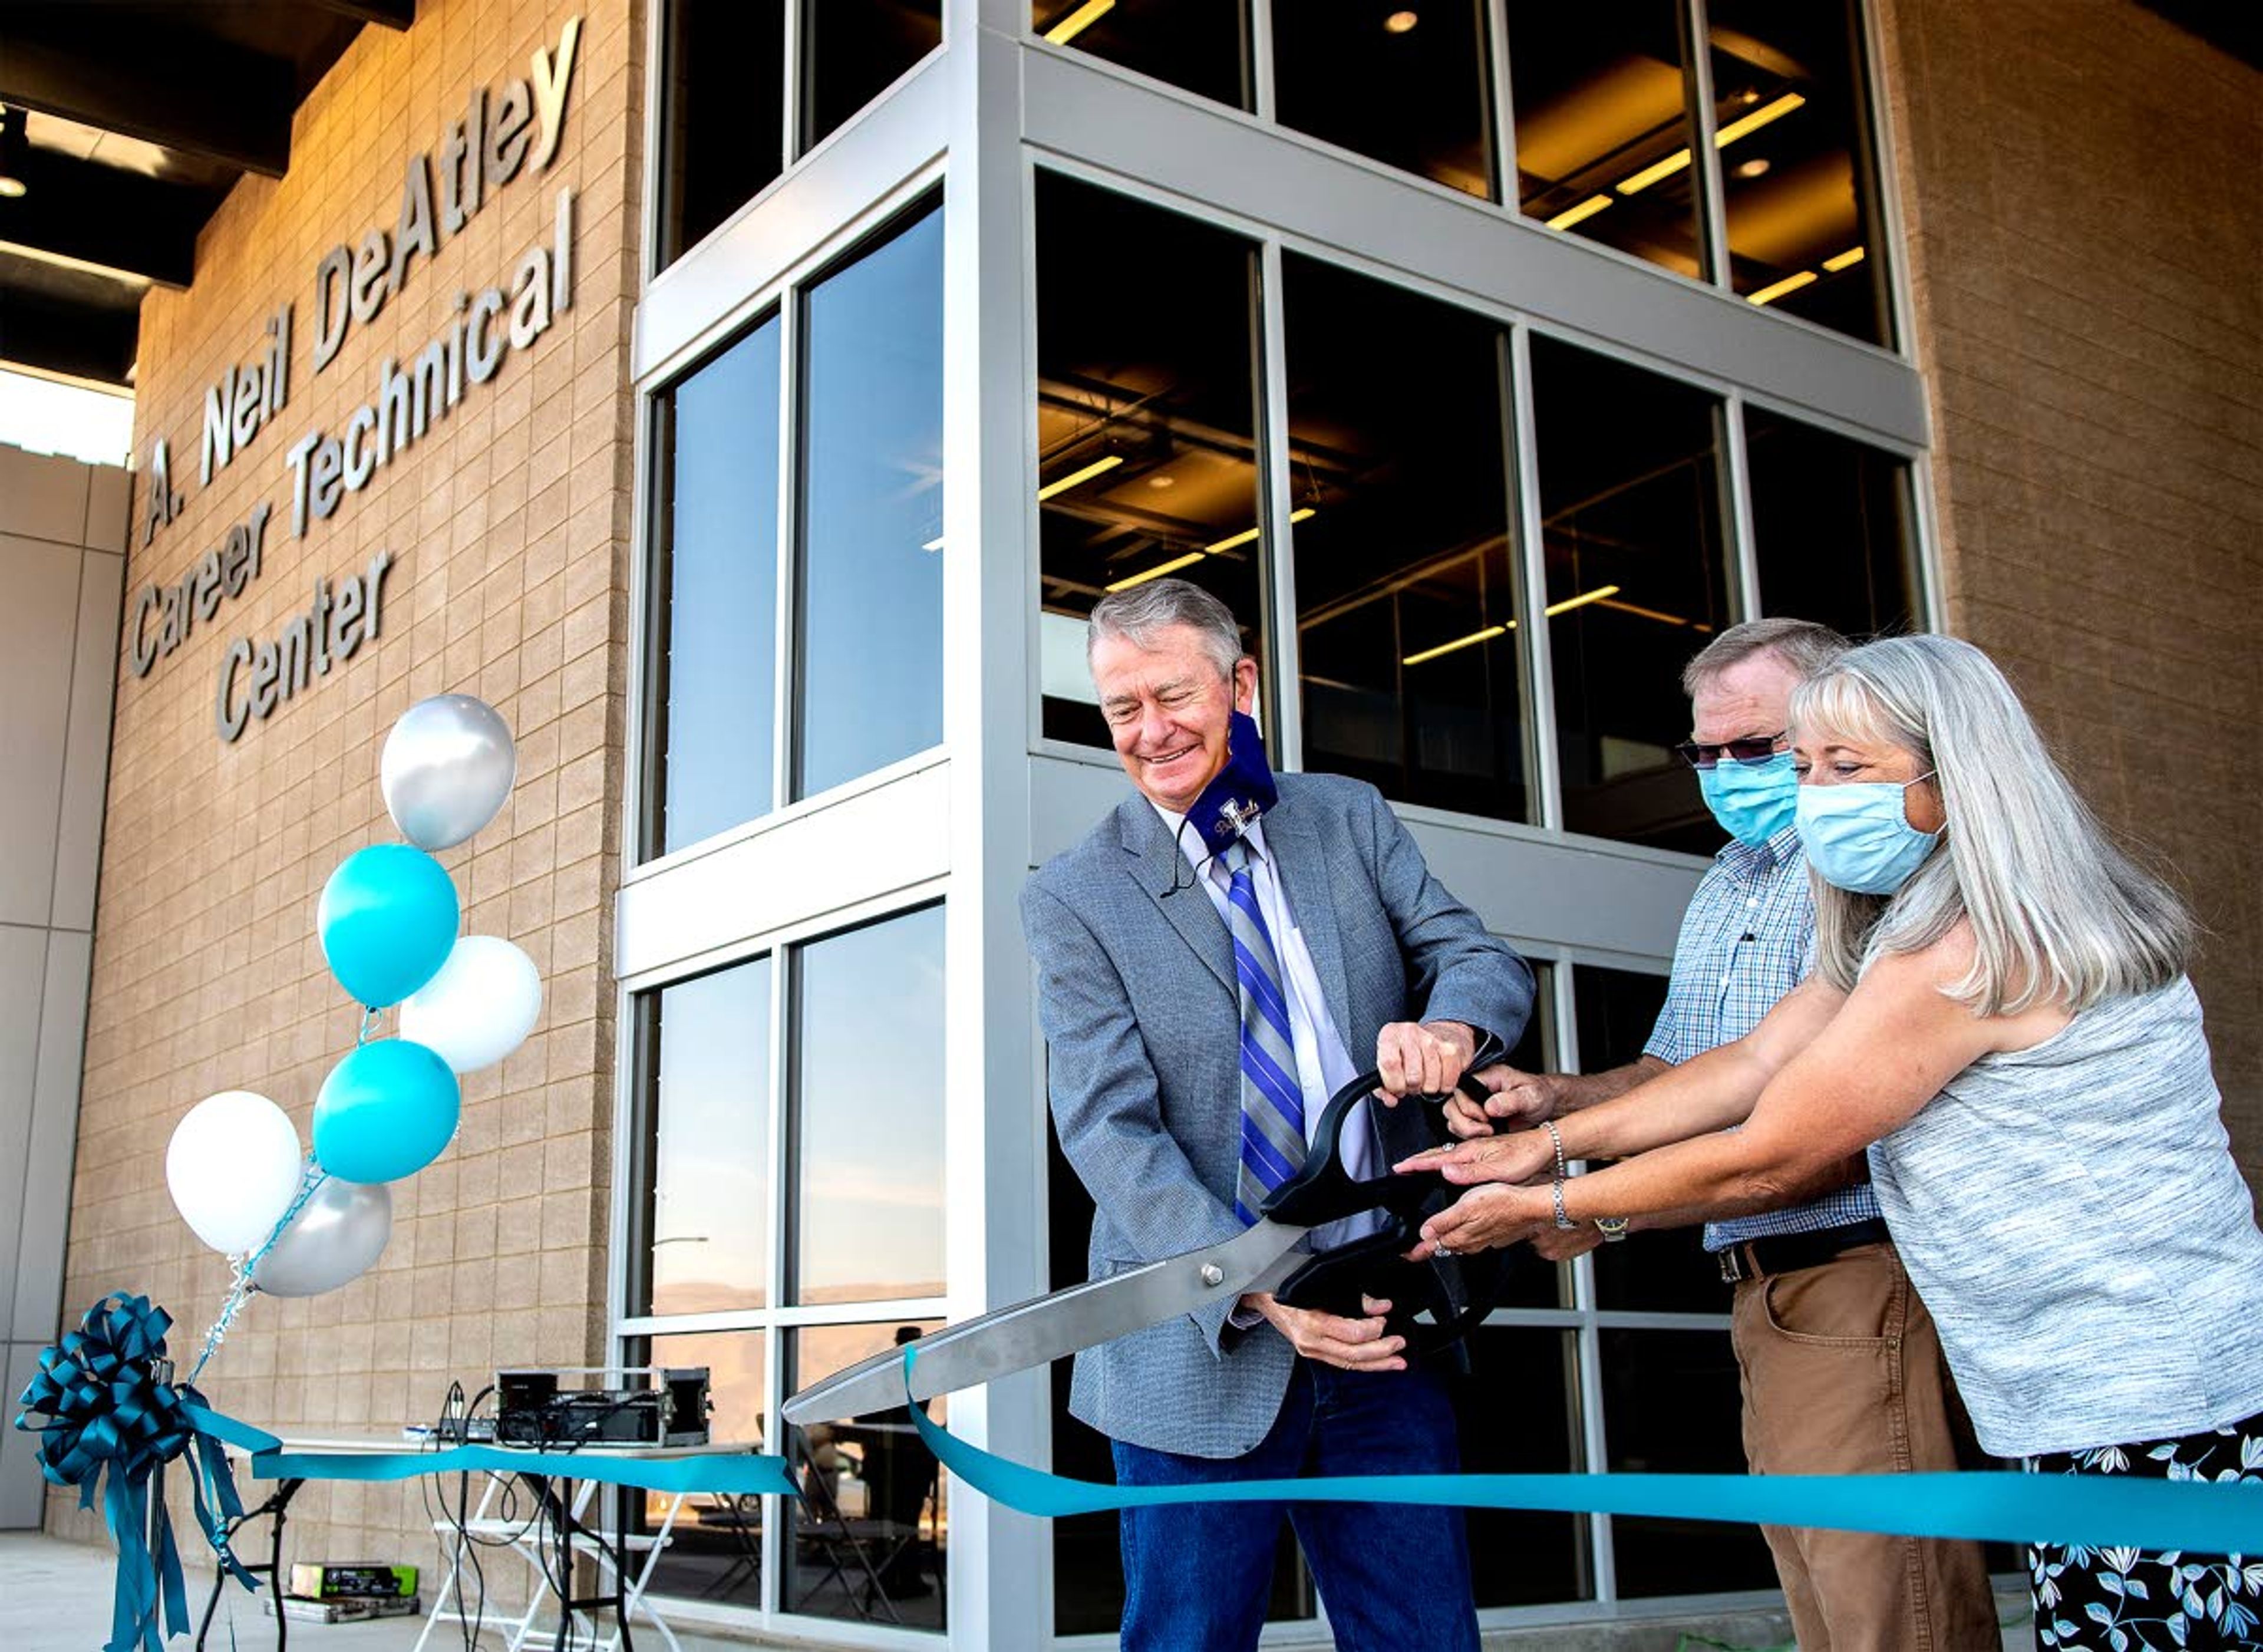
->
[312, 1039, 461, 1183]
[318, 844, 460, 1008]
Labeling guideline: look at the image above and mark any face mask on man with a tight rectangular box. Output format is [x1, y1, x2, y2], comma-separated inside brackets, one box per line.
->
[1183, 709, 1279, 855]
[1698, 752, 1799, 848]
[1795, 772, 1942, 895]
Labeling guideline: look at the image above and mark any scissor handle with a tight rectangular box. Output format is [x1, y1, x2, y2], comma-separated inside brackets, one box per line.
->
[1258, 1063, 1490, 1229]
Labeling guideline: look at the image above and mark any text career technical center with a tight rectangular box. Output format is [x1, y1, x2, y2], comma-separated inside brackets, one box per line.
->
[123, 17, 585, 744]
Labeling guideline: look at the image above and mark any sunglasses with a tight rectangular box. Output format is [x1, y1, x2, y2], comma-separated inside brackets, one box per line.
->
[1672, 732, 1787, 770]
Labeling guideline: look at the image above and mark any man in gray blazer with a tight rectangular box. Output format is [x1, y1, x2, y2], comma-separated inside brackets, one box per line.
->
[1022, 578, 1532, 1651]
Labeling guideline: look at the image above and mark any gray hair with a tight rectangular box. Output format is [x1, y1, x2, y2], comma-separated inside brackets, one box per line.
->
[1087, 578, 1247, 680]
[1794, 634, 2191, 1017]
[1682, 617, 1851, 698]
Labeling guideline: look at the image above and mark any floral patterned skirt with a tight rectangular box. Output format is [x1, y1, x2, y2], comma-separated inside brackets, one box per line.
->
[2026, 1409, 2263, 1650]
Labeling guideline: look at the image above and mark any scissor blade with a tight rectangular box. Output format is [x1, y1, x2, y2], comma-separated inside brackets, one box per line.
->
[781, 1220, 1309, 1424]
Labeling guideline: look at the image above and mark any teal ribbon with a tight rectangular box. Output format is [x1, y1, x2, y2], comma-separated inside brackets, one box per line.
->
[246, 1444, 794, 1498]
[901, 1349, 2263, 1554]
[12, 1294, 265, 1652]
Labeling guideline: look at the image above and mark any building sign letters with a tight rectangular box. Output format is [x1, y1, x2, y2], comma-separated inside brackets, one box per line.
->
[125, 15, 583, 744]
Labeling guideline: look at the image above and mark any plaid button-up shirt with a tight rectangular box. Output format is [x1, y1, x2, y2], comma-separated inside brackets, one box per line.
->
[1642, 822, 1882, 1249]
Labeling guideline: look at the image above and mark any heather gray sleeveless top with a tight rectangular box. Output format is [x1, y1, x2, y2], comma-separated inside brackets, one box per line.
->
[1868, 977, 2263, 1459]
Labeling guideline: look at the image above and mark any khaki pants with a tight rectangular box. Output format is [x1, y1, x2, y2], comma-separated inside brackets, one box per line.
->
[1730, 1241, 1997, 1652]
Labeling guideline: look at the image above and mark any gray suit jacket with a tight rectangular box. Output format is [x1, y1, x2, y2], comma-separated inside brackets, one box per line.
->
[1021, 771, 1533, 1458]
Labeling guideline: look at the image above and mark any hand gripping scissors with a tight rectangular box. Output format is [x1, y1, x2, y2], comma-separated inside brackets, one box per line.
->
[783, 1060, 1518, 1425]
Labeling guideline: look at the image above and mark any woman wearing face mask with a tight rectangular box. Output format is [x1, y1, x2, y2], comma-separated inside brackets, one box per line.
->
[1401, 633, 2263, 1646]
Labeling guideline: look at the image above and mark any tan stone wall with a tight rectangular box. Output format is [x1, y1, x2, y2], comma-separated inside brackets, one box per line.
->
[54, 0, 642, 1587]
[1873, 0, 2263, 1175]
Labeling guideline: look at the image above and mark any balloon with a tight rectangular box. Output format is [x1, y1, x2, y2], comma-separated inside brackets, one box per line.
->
[318, 844, 460, 1008]
[312, 1039, 461, 1183]
[400, 936, 543, 1074]
[381, 694, 517, 852]
[252, 1177, 392, 1297]
[166, 1092, 304, 1255]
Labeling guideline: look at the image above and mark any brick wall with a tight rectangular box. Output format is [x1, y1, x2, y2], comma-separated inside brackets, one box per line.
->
[56, 0, 643, 1586]
[1873, 0, 2263, 1176]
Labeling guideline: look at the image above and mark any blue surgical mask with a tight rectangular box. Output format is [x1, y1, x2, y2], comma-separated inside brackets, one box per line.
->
[1698, 752, 1798, 848]
[1796, 773, 1942, 895]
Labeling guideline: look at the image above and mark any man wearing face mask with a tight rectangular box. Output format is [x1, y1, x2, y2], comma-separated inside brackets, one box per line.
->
[1022, 578, 1531, 1651]
[1446, 618, 1995, 1652]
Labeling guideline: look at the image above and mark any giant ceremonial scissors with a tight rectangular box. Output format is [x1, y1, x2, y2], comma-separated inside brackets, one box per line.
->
[783, 1062, 1516, 1425]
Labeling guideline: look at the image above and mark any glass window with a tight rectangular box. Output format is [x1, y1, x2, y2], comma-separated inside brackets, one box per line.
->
[1272, 1, 1495, 200]
[794, 203, 945, 799]
[1282, 254, 1531, 822]
[1575, 965, 1728, 1314]
[1601, 1327, 1777, 1595]
[644, 318, 782, 858]
[1507, 0, 1710, 278]
[801, 0, 942, 151]
[633, 1328, 768, 1605]
[641, 957, 774, 1315]
[783, 1321, 948, 1627]
[1030, 0, 1252, 110]
[1033, 173, 1266, 748]
[1744, 408, 1916, 639]
[1708, 0, 1889, 344]
[1461, 1327, 1591, 1606]
[1529, 336, 1731, 854]
[791, 906, 946, 1304]
[657, 0, 786, 270]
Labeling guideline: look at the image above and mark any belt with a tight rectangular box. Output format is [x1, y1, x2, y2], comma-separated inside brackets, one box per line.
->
[1717, 1217, 1889, 1284]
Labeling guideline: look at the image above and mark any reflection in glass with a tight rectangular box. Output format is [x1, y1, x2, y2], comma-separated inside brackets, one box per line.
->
[1029, 0, 1251, 110]
[1283, 254, 1529, 822]
[1710, 0, 1889, 344]
[643, 958, 773, 1315]
[784, 1323, 949, 1627]
[1507, 0, 1708, 278]
[793, 906, 946, 1304]
[1459, 1327, 1591, 1606]
[1601, 1327, 1777, 1595]
[801, 0, 942, 151]
[1529, 336, 1731, 854]
[1273, 0, 1493, 199]
[634, 1330, 767, 1605]
[1576, 966, 1727, 1314]
[646, 319, 781, 858]
[795, 204, 945, 799]
[657, 0, 785, 271]
[1744, 408, 1915, 639]
[1034, 173, 1265, 748]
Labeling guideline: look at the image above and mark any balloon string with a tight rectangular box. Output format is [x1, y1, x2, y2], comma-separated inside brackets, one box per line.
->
[357, 1006, 380, 1046]
[184, 1157, 331, 1385]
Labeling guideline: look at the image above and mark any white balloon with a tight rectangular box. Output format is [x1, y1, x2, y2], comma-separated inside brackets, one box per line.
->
[381, 695, 517, 851]
[166, 1092, 304, 1255]
[398, 936, 543, 1074]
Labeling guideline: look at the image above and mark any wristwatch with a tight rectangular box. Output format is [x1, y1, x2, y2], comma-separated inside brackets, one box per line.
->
[1594, 1215, 1630, 1243]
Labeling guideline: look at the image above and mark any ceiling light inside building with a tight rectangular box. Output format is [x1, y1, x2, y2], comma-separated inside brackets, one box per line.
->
[1035, 453, 1123, 501]
[1822, 244, 1866, 271]
[1044, 0, 1115, 45]
[1385, 11, 1420, 33]
[1749, 269, 1817, 306]
[1547, 194, 1614, 231]
[1734, 157, 1771, 179]
[0, 107, 27, 199]
[1619, 91, 1806, 196]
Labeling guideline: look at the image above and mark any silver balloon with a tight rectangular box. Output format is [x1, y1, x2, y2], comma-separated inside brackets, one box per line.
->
[252, 1177, 392, 1297]
[381, 694, 517, 850]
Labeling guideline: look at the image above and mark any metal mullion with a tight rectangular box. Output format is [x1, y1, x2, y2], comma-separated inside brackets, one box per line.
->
[1248, 0, 1276, 124]
[1256, 239, 1302, 771]
[1722, 390, 1761, 622]
[781, 0, 803, 164]
[762, 947, 792, 1615]
[1555, 962, 1618, 1603]
[1505, 323, 1563, 831]
[1683, 0, 1733, 289]
[1485, 0, 1516, 210]
[773, 289, 802, 813]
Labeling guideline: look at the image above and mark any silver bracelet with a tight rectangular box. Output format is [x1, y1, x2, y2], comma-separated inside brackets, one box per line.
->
[1543, 1120, 1576, 1231]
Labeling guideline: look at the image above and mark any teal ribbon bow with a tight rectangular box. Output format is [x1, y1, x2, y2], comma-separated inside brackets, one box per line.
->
[12, 1294, 265, 1652]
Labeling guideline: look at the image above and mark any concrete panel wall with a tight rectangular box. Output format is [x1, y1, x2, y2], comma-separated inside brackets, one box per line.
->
[0, 443, 127, 1529]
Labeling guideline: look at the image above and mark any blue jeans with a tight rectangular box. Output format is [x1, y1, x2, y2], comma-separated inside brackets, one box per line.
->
[1111, 1360, 1479, 1652]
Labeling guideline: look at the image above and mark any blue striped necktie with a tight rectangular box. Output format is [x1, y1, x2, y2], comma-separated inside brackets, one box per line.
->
[1220, 839, 1306, 1224]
